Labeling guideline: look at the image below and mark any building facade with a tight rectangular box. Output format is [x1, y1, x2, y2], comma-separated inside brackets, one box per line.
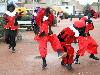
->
[91, 2, 100, 13]
[15, 0, 83, 15]
[0, 0, 7, 16]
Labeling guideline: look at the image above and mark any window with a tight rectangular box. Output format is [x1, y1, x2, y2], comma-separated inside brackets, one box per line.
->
[62, 2, 68, 6]
[66, 7, 68, 9]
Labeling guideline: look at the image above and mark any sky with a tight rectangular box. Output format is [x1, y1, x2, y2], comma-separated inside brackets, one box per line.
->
[76, 0, 98, 5]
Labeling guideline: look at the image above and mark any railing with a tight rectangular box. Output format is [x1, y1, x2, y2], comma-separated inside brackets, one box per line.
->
[17, 21, 32, 31]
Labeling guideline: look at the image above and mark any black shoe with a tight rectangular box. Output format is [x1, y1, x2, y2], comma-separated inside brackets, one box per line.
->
[8, 45, 12, 49]
[89, 54, 99, 60]
[57, 49, 62, 57]
[74, 55, 80, 64]
[12, 50, 16, 53]
[12, 47, 15, 53]
[61, 61, 65, 66]
[74, 58, 80, 64]
[66, 64, 72, 70]
[42, 63, 47, 69]
[42, 58, 47, 69]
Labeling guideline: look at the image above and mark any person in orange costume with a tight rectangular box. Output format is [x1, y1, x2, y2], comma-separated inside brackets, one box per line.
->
[34, 7, 62, 69]
[35, 7, 54, 34]
[3, 4, 22, 53]
[74, 16, 99, 64]
[57, 27, 76, 70]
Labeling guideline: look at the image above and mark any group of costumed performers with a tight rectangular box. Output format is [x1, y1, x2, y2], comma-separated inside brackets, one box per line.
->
[57, 15, 99, 69]
[3, 4, 23, 53]
[33, 7, 99, 70]
[3, 3, 99, 70]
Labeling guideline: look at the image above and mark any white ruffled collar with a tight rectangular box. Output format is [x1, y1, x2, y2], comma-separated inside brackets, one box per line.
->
[34, 12, 37, 16]
[43, 16, 48, 21]
[69, 25, 79, 37]
[5, 11, 16, 17]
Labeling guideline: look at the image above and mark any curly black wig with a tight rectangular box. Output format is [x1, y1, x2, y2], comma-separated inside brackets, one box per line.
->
[7, 4, 15, 12]
[45, 7, 51, 17]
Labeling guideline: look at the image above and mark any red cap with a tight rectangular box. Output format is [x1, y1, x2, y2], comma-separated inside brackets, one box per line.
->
[80, 16, 88, 21]
[74, 20, 85, 28]
[37, 8, 45, 16]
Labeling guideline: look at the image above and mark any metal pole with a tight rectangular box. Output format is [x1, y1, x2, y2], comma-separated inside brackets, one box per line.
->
[6, 0, 9, 5]
[33, 0, 35, 14]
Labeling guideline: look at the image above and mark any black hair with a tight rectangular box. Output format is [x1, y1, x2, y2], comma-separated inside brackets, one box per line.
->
[86, 19, 93, 24]
[34, 10, 37, 13]
[7, 4, 15, 12]
[84, 14, 87, 16]
[73, 24, 86, 36]
[45, 7, 51, 17]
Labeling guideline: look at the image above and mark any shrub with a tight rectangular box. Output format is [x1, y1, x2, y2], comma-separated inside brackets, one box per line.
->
[20, 15, 32, 21]
[63, 12, 69, 19]
[0, 17, 5, 38]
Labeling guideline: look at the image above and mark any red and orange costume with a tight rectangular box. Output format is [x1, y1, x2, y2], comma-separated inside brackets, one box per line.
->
[4, 16, 18, 30]
[58, 27, 75, 70]
[34, 7, 61, 69]
[4, 4, 22, 53]
[74, 16, 99, 64]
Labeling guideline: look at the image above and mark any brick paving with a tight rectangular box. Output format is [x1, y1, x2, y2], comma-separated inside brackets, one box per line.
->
[0, 18, 100, 75]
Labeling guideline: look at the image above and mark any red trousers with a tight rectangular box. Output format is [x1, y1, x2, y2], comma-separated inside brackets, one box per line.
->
[34, 34, 61, 58]
[34, 36, 48, 58]
[61, 44, 74, 64]
[48, 34, 62, 52]
[77, 36, 98, 56]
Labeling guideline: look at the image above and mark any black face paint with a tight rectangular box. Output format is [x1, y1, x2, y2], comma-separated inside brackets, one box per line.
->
[9, 7, 14, 12]
[45, 7, 51, 17]
[73, 25, 86, 37]
[7, 4, 15, 12]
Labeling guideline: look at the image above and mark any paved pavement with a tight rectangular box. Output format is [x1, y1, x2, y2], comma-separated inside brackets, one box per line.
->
[0, 18, 100, 75]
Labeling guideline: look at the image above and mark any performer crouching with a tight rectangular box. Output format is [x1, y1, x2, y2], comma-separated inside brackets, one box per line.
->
[57, 26, 78, 70]
[74, 16, 99, 64]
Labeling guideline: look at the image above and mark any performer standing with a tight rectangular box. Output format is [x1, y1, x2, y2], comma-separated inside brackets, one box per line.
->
[34, 7, 62, 69]
[74, 16, 99, 64]
[4, 4, 21, 53]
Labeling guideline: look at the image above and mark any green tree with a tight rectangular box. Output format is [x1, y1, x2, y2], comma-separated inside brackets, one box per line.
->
[34, 0, 41, 3]
[25, 0, 27, 3]
[83, 4, 91, 12]
[83, 4, 92, 18]
[0, 17, 5, 38]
